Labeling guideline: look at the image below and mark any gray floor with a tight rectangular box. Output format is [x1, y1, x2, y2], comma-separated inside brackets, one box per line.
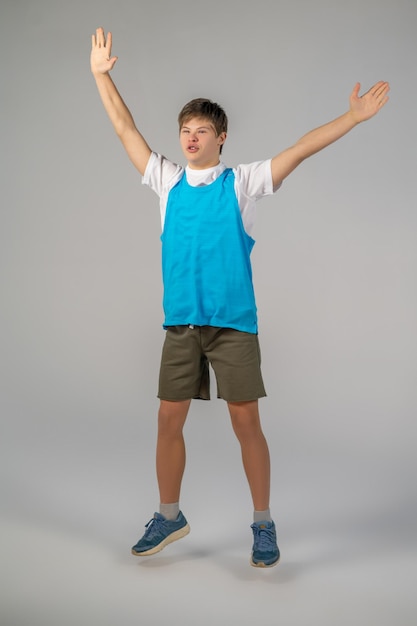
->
[2, 444, 416, 626]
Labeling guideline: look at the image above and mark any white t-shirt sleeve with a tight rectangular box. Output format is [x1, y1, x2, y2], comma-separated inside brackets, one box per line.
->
[234, 159, 282, 236]
[234, 159, 281, 199]
[142, 152, 184, 228]
[142, 152, 183, 197]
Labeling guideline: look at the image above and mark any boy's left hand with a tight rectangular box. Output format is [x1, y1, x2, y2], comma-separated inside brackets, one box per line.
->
[349, 81, 390, 123]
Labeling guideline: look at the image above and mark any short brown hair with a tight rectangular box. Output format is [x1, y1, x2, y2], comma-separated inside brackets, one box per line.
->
[178, 98, 228, 153]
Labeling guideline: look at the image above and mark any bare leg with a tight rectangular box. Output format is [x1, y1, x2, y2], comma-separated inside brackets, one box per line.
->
[228, 400, 271, 511]
[156, 399, 191, 504]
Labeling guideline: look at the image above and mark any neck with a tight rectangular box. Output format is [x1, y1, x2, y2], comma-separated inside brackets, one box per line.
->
[187, 159, 220, 170]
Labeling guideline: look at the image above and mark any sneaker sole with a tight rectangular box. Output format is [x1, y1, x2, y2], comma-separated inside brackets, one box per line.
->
[250, 555, 280, 568]
[131, 523, 190, 557]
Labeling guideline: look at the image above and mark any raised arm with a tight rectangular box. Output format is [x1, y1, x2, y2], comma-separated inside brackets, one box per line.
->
[90, 27, 152, 176]
[270, 81, 390, 188]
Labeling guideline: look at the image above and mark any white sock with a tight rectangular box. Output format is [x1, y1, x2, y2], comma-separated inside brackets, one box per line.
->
[253, 509, 272, 523]
[159, 502, 180, 520]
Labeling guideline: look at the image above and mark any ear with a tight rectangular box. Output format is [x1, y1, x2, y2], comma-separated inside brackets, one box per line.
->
[218, 132, 227, 145]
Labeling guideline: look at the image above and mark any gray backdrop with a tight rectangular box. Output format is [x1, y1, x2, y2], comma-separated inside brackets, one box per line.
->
[1, 0, 416, 625]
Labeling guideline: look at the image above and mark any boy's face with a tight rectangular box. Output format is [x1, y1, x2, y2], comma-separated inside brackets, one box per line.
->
[179, 117, 226, 169]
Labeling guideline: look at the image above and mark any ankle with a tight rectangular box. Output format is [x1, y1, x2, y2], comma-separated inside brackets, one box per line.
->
[253, 508, 272, 523]
[159, 502, 180, 520]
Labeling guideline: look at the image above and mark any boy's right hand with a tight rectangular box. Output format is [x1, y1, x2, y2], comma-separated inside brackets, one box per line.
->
[90, 27, 118, 76]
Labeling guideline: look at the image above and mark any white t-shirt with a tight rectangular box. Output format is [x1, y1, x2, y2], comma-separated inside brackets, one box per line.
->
[142, 152, 281, 236]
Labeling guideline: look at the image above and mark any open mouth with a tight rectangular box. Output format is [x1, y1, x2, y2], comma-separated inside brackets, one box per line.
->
[187, 145, 198, 152]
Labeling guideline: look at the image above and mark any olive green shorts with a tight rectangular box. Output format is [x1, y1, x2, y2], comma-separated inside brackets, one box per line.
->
[158, 325, 266, 402]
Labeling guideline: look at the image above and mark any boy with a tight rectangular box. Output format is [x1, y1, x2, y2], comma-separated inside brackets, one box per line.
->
[90, 27, 389, 568]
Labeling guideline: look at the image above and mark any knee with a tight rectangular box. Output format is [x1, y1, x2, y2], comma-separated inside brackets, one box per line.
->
[158, 400, 189, 437]
[228, 401, 262, 441]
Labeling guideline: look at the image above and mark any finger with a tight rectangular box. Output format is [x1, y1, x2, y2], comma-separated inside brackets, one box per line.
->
[370, 80, 387, 97]
[96, 27, 105, 47]
[351, 82, 361, 100]
[378, 95, 389, 108]
[377, 82, 390, 97]
[374, 81, 389, 107]
[106, 31, 113, 57]
[91, 33, 96, 48]
[374, 85, 390, 106]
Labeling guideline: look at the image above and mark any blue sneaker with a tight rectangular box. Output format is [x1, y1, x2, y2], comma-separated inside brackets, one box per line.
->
[250, 520, 280, 567]
[131, 512, 190, 556]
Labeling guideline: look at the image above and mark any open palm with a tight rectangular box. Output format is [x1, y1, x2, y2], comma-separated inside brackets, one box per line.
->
[349, 81, 390, 123]
[91, 28, 118, 75]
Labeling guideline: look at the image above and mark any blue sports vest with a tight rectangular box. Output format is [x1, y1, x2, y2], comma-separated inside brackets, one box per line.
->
[161, 168, 258, 333]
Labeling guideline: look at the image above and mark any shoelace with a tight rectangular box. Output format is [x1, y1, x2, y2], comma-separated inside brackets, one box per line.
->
[143, 516, 165, 538]
[252, 525, 276, 552]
